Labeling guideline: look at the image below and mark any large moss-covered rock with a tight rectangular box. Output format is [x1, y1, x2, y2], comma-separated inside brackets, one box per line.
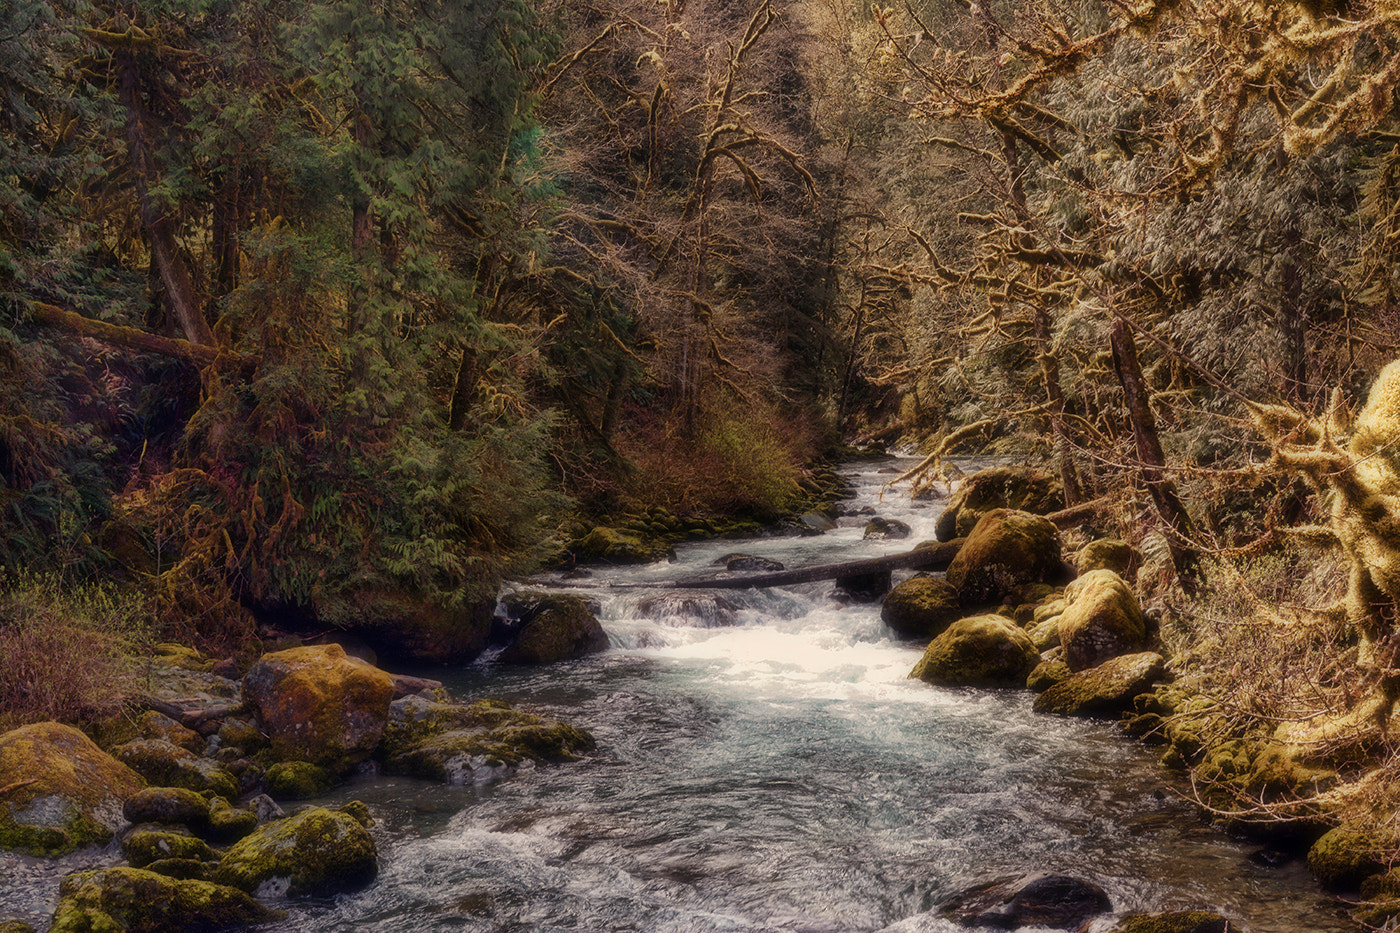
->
[881, 577, 961, 639]
[110, 741, 239, 802]
[381, 696, 596, 785]
[1076, 538, 1137, 578]
[935, 466, 1063, 542]
[0, 723, 143, 856]
[496, 592, 609, 664]
[262, 761, 333, 801]
[1032, 652, 1166, 718]
[243, 644, 395, 772]
[1058, 569, 1147, 672]
[573, 526, 676, 565]
[122, 828, 217, 868]
[1308, 825, 1385, 892]
[909, 615, 1039, 687]
[50, 867, 281, 932]
[214, 804, 377, 897]
[945, 509, 1065, 606]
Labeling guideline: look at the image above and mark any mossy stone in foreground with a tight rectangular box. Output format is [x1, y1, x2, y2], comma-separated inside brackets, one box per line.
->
[122, 787, 210, 829]
[881, 577, 960, 640]
[909, 614, 1038, 687]
[109, 740, 239, 802]
[263, 761, 333, 801]
[1107, 911, 1233, 932]
[214, 805, 377, 897]
[122, 828, 217, 868]
[0, 723, 144, 857]
[49, 867, 282, 932]
[944, 509, 1064, 606]
[1032, 652, 1165, 718]
[0, 921, 36, 933]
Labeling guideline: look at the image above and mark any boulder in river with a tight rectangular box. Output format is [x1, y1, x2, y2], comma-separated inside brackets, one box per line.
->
[242, 643, 395, 773]
[880, 576, 960, 640]
[495, 592, 609, 664]
[944, 509, 1066, 606]
[1032, 651, 1166, 718]
[937, 872, 1112, 930]
[934, 466, 1064, 542]
[0, 723, 143, 857]
[214, 803, 377, 898]
[1105, 911, 1235, 932]
[909, 614, 1038, 687]
[715, 553, 785, 572]
[1058, 569, 1147, 672]
[49, 867, 282, 932]
[863, 517, 911, 540]
[636, 591, 740, 628]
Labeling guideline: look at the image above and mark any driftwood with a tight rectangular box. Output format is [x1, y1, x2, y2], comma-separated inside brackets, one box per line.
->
[670, 538, 963, 590]
[130, 695, 250, 734]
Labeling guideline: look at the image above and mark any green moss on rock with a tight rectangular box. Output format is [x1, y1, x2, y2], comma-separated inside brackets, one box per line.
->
[49, 867, 283, 932]
[881, 577, 961, 640]
[205, 799, 259, 844]
[110, 741, 238, 802]
[945, 510, 1065, 606]
[263, 761, 333, 801]
[497, 593, 610, 665]
[573, 527, 676, 565]
[934, 466, 1063, 542]
[1032, 652, 1165, 718]
[1057, 569, 1146, 672]
[214, 805, 378, 897]
[1308, 825, 1385, 891]
[0, 723, 144, 857]
[1107, 910, 1233, 933]
[909, 614, 1039, 688]
[121, 787, 209, 829]
[122, 829, 216, 868]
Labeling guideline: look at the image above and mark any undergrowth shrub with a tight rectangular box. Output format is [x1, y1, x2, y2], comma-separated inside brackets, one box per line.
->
[0, 571, 152, 729]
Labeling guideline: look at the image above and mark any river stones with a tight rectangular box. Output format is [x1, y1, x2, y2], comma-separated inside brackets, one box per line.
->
[881, 576, 961, 639]
[934, 466, 1064, 542]
[109, 740, 239, 802]
[1106, 911, 1234, 932]
[909, 614, 1038, 687]
[495, 592, 609, 664]
[945, 509, 1066, 606]
[1032, 652, 1166, 718]
[938, 872, 1112, 929]
[214, 804, 377, 898]
[863, 517, 911, 540]
[49, 867, 282, 932]
[242, 644, 395, 772]
[0, 723, 143, 857]
[1058, 569, 1147, 671]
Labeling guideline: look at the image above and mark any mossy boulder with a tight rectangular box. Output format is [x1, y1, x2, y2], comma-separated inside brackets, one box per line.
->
[909, 615, 1039, 687]
[204, 799, 259, 844]
[0, 722, 143, 857]
[262, 761, 333, 801]
[573, 526, 676, 565]
[1032, 652, 1166, 718]
[496, 592, 610, 664]
[881, 577, 961, 639]
[242, 644, 395, 772]
[214, 804, 377, 898]
[50, 867, 282, 932]
[935, 466, 1063, 542]
[131, 712, 205, 755]
[1076, 538, 1137, 578]
[109, 741, 238, 802]
[1106, 911, 1234, 933]
[1307, 825, 1385, 892]
[122, 787, 210, 829]
[0, 922, 36, 933]
[945, 510, 1065, 606]
[1058, 569, 1147, 672]
[383, 702, 596, 785]
[1026, 657, 1071, 692]
[122, 828, 217, 868]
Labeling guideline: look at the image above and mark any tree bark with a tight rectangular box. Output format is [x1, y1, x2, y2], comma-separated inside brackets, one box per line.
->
[1110, 318, 1201, 593]
[117, 51, 215, 347]
[30, 301, 232, 367]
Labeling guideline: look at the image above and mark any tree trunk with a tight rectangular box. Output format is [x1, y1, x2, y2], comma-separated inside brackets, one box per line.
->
[1034, 307, 1083, 505]
[117, 51, 215, 347]
[1110, 318, 1202, 593]
[30, 301, 231, 367]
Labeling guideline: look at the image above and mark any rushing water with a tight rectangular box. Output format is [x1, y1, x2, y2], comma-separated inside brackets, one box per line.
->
[258, 458, 1354, 933]
[0, 459, 1357, 931]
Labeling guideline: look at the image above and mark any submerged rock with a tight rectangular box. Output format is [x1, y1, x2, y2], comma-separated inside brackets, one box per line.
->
[938, 872, 1112, 930]
[50, 867, 282, 932]
[935, 466, 1064, 542]
[214, 804, 377, 898]
[881, 576, 960, 639]
[242, 644, 395, 772]
[0, 722, 143, 857]
[909, 614, 1038, 687]
[945, 509, 1065, 606]
[715, 553, 785, 572]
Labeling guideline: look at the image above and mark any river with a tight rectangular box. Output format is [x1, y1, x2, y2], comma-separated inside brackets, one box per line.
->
[261, 457, 1354, 933]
